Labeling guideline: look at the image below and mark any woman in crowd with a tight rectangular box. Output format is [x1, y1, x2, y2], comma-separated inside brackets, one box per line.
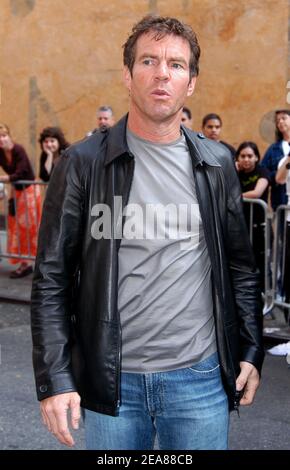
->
[236, 141, 271, 291]
[261, 109, 290, 296]
[261, 109, 290, 211]
[276, 151, 290, 309]
[0, 123, 42, 278]
[39, 127, 69, 182]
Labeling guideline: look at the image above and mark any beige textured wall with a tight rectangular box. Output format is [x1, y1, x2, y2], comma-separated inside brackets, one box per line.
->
[0, 0, 289, 172]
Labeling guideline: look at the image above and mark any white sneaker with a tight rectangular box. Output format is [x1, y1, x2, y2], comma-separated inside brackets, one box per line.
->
[268, 341, 290, 356]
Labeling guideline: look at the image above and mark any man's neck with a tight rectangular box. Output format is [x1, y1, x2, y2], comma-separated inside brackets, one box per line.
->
[127, 108, 182, 143]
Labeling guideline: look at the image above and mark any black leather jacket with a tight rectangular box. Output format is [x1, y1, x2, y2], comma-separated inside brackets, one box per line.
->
[31, 115, 264, 415]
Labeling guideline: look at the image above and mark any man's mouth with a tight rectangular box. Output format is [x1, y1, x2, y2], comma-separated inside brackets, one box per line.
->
[151, 89, 170, 97]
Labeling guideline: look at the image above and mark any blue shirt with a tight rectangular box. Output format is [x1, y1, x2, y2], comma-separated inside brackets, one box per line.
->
[261, 141, 287, 210]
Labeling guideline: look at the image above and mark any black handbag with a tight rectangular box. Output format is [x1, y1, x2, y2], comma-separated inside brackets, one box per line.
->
[8, 198, 16, 217]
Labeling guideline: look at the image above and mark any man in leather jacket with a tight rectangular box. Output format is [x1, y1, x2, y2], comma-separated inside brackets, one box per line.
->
[31, 15, 264, 450]
[86, 105, 115, 136]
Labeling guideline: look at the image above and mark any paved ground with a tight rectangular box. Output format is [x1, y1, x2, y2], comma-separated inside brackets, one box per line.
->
[0, 297, 290, 450]
[0, 301, 85, 450]
[229, 353, 290, 450]
[1, 256, 290, 450]
[0, 258, 32, 303]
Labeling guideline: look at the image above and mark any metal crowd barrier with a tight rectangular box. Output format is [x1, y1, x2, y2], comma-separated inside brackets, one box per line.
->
[271, 205, 290, 313]
[243, 198, 273, 315]
[0, 180, 47, 261]
[243, 199, 290, 317]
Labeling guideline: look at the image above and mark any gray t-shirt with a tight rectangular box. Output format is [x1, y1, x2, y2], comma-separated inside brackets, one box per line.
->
[118, 129, 216, 373]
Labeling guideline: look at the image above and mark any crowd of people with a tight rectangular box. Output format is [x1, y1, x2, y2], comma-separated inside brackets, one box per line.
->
[0, 106, 113, 277]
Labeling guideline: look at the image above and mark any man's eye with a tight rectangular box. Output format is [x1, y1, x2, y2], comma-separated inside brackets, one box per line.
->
[172, 63, 183, 69]
[143, 59, 153, 65]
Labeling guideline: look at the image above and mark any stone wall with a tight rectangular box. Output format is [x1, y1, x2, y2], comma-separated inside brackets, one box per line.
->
[0, 0, 289, 171]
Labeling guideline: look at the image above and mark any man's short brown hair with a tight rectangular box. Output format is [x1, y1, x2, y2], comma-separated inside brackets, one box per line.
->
[123, 15, 200, 79]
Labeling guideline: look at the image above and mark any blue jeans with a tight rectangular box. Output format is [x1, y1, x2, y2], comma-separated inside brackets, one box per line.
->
[83, 352, 229, 450]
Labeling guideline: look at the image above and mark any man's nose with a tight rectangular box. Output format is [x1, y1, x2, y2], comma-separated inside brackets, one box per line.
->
[155, 62, 170, 80]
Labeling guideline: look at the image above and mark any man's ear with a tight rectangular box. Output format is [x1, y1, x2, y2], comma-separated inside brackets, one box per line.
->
[123, 66, 132, 92]
[187, 76, 197, 97]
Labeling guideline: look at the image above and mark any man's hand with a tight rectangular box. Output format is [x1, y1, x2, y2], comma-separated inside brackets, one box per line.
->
[236, 361, 260, 406]
[40, 392, 81, 447]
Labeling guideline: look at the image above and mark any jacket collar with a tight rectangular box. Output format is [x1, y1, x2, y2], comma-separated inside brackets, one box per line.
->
[104, 114, 130, 166]
[182, 125, 221, 168]
[104, 114, 220, 168]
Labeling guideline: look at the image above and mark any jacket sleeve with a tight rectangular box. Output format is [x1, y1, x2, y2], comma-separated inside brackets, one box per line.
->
[9, 145, 33, 181]
[224, 157, 265, 374]
[31, 147, 84, 400]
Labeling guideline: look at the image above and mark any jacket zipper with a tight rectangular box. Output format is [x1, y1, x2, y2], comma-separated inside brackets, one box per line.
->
[115, 154, 135, 410]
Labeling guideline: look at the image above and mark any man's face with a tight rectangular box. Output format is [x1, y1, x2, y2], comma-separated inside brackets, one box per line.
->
[97, 111, 114, 129]
[124, 32, 196, 123]
[202, 119, 222, 141]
